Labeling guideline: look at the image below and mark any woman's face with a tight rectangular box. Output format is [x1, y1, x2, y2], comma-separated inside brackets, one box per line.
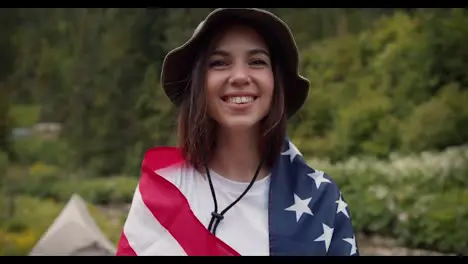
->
[205, 24, 274, 132]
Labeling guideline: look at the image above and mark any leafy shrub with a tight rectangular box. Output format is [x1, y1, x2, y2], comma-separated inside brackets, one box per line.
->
[0, 151, 8, 172]
[0, 229, 37, 256]
[50, 176, 138, 205]
[12, 137, 71, 168]
[20, 163, 63, 198]
[398, 189, 468, 254]
[309, 145, 468, 255]
[9, 105, 41, 128]
[6, 161, 138, 205]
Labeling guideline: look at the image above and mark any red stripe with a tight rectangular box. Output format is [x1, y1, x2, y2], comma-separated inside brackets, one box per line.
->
[116, 232, 137, 256]
[138, 147, 240, 256]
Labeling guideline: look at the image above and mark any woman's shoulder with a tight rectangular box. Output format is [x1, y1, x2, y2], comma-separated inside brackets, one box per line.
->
[142, 146, 183, 170]
[140, 145, 199, 189]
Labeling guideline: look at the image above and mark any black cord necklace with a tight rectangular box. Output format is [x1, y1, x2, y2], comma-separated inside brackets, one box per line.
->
[204, 157, 265, 235]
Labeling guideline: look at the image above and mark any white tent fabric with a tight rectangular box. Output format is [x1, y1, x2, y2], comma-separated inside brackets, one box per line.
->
[29, 194, 117, 256]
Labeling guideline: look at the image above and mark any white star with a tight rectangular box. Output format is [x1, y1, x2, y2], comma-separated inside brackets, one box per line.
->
[285, 193, 313, 222]
[308, 170, 331, 189]
[281, 141, 302, 163]
[343, 235, 357, 256]
[314, 223, 334, 252]
[336, 193, 349, 218]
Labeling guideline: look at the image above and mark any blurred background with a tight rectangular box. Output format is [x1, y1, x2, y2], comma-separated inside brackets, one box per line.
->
[1, 8, 467, 256]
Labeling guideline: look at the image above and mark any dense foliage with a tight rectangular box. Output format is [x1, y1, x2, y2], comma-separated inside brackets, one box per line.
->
[1, 8, 467, 255]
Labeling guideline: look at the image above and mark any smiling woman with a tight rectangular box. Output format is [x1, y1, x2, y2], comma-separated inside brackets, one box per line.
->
[177, 18, 288, 176]
[206, 26, 274, 131]
[207, 26, 274, 125]
[116, 8, 359, 256]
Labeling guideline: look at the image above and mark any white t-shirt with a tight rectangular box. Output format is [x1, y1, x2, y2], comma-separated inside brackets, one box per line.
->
[156, 164, 271, 256]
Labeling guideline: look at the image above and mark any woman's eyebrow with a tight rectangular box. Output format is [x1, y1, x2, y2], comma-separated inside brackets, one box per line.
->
[210, 48, 270, 57]
[247, 48, 269, 57]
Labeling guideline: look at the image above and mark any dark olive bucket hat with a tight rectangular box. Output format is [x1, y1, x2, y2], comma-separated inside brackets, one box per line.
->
[160, 8, 310, 118]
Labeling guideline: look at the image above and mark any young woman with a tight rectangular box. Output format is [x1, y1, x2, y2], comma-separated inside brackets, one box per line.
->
[116, 8, 359, 256]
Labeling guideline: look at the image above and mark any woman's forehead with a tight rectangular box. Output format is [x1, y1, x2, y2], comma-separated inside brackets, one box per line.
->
[211, 24, 269, 52]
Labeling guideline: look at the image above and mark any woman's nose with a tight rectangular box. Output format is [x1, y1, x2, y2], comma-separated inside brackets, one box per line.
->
[228, 64, 251, 86]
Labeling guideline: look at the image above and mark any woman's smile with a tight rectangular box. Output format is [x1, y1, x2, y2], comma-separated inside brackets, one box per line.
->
[220, 94, 259, 111]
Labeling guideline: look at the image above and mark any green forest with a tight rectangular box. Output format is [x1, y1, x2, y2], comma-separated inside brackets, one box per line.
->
[0, 8, 467, 255]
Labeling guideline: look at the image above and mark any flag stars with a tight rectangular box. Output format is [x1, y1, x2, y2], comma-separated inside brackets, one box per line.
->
[336, 193, 349, 218]
[281, 141, 302, 163]
[343, 235, 357, 256]
[308, 170, 331, 190]
[314, 223, 334, 252]
[285, 194, 313, 222]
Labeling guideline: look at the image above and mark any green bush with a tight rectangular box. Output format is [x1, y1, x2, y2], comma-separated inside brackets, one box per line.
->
[400, 83, 468, 153]
[20, 163, 63, 198]
[12, 137, 72, 168]
[0, 152, 8, 189]
[24, 173, 136, 205]
[309, 145, 468, 255]
[5, 159, 138, 205]
[9, 105, 41, 128]
[0, 151, 8, 171]
[50, 176, 138, 205]
[398, 189, 468, 254]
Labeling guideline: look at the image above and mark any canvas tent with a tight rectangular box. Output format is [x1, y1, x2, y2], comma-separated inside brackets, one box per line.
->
[29, 194, 117, 256]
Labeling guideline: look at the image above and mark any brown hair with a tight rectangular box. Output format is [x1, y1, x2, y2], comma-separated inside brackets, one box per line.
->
[177, 19, 287, 173]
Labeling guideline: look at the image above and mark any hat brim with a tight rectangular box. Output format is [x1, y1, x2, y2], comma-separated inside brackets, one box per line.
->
[161, 8, 310, 118]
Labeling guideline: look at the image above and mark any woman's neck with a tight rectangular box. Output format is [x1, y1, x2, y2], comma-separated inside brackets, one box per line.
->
[209, 126, 269, 183]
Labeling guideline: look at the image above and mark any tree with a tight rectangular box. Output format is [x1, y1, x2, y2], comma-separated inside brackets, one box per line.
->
[0, 8, 20, 160]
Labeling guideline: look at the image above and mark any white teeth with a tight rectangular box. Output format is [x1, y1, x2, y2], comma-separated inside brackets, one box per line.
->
[227, 96, 254, 104]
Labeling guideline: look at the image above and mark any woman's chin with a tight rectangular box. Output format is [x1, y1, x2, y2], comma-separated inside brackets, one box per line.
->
[218, 116, 261, 132]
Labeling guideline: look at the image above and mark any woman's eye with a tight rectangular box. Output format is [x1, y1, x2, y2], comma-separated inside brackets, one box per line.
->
[250, 59, 268, 66]
[208, 60, 228, 68]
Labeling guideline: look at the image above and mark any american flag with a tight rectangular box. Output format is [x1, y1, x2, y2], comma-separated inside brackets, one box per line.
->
[116, 138, 359, 256]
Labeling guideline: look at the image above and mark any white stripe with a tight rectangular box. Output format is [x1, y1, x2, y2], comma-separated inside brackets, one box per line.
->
[123, 184, 188, 256]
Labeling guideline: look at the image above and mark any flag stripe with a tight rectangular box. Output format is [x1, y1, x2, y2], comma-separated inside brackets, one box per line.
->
[121, 183, 188, 255]
[138, 162, 240, 256]
[115, 232, 137, 256]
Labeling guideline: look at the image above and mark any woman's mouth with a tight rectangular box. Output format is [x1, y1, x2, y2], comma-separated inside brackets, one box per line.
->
[221, 96, 258, 105]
